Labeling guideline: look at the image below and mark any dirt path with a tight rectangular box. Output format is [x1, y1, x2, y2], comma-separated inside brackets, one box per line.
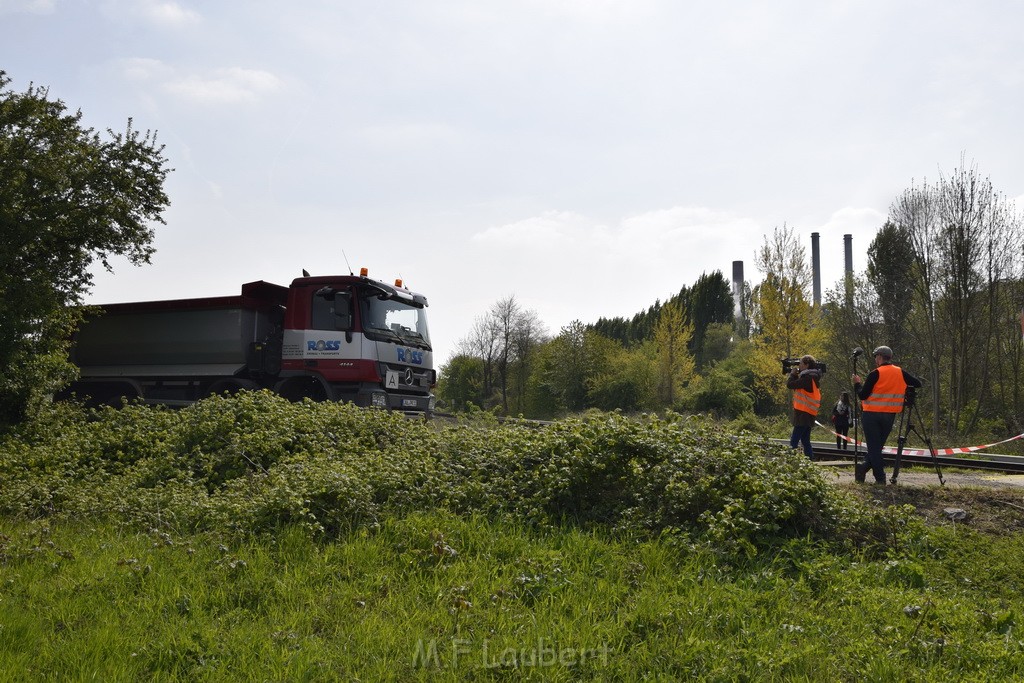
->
[818, 461, 1024, 534]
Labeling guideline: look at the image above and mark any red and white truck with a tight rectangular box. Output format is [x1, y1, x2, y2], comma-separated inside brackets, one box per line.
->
[64, 268, 435, 414]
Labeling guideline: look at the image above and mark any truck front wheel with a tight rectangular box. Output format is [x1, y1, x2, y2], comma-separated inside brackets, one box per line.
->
[275, 377, 330, 402]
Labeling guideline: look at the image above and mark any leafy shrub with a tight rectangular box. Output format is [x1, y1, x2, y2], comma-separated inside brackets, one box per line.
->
[0, 392, 889, 555]
[679, 369, 754, 419]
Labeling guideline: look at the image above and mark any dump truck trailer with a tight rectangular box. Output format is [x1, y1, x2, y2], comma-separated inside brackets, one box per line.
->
[64, 269, 435, 414]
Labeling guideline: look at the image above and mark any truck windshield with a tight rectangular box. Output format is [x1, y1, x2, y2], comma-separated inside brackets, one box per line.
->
[360, 293, 431, 349]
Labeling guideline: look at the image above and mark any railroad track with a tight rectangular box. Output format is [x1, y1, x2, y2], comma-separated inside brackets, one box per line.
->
[434, 416, 1024, 474]
[791, 441, 1024, 475]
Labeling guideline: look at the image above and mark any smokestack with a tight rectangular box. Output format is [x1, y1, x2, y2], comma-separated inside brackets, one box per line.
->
[844, 234, 853, 275]
[811, 232, 821, 307]
[731, 260, 744, 320]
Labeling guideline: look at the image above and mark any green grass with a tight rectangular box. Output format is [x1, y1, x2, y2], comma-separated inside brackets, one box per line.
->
[3, 512, 1024, 681]
[2, 395, 1024, 680]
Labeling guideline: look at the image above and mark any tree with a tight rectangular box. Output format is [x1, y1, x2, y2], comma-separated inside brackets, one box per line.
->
[866, 221, 916, 345]
[538, 321, 590, 413]
[888, 161, 1024, 436]
[685, 271, 735, 369]
[458, 314, 501, 405]
[933, 162, 1020, 433]
[456, 296, 546, 414]
[748, 225, 824, 410]
[586, 340, 658, 412]
[820, 273, 881, 402]
[653, 300, 695, 406]
[510, 306, 546, 412]
[436, 354, 485, 411]
[0, 71, 171, 424]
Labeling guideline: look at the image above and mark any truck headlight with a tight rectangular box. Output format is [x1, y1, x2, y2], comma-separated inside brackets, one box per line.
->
[371, 392, 388, 408]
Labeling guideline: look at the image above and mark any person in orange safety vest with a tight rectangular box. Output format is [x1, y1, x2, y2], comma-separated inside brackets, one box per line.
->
[851, 345, 922, 484]
[787, 354, 822, 460]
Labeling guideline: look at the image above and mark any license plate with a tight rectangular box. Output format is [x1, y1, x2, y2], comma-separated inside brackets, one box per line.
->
[402, 399, 418, 408]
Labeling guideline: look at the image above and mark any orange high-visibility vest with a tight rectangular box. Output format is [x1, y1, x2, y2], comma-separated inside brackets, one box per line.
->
[792, 379, 820, 416]
[862, 364, 907, 413]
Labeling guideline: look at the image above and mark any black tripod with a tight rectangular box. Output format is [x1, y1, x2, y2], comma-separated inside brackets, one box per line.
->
[890, 387, 945, 486]
[850, 349, 863, 469]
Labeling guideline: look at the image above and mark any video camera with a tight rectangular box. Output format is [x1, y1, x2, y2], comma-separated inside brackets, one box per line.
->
[781, 358, 827, 375]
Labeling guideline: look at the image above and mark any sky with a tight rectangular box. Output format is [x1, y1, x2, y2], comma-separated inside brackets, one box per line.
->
[3, 0, 1024, 367]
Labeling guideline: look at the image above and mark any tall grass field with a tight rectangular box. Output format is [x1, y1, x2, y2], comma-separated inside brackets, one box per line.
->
[1, 393, 1022, 680]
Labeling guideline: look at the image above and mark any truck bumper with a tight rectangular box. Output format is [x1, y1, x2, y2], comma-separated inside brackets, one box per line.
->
[348, 383, 434, 415]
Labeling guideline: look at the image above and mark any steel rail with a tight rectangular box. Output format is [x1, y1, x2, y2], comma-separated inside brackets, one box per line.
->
[783, 441, 1024, 474]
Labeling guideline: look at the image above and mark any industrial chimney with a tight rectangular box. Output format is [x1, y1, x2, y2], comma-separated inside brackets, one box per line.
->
[811, 232, 821, 307]
[731, 260, 744, 321]
[844, 234, 853, 276]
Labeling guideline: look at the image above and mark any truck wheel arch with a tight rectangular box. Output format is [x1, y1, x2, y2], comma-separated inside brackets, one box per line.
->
[275, 375, 332, 402]
[206, 378, 260, 397]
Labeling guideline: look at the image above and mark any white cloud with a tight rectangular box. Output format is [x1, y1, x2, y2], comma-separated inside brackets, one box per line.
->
[473, 211, 603, 248]
[140, 0, 199, 27]
[0, 0, 54, 14]
[157, 67, 282, 105]
[119, 57, 174, 82]
[116, 60, 280, 105]
[101, 0, 199, 27]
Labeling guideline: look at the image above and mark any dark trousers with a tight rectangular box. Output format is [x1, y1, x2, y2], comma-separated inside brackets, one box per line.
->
[790, 425, 813, 459]
[835, 423, 850, 449]
[860, 411, 897, 482]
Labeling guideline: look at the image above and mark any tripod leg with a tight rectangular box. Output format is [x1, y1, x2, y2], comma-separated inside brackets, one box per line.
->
[910, 402, 944, 486]
[891, 410, 909, 485]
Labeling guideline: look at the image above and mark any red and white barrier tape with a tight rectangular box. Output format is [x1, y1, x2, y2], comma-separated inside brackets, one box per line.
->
[814, 420, 1024, 457]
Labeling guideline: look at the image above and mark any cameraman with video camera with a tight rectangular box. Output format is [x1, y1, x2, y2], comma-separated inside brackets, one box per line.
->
[786, 354, 822, 460]
[851, 345, 922, 484]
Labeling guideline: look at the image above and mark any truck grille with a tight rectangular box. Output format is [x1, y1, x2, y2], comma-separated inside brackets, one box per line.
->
[379, 363, 434, 393]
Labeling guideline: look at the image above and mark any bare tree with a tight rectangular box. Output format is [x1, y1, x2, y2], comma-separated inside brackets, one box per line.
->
[511, 308, 547, 413]
[890, 160, 1024, 436]
[490, 295, 521, 413]
[458, 314, 501, 404]
[889, 180, 943, 433]
[457, 295, 546, 413]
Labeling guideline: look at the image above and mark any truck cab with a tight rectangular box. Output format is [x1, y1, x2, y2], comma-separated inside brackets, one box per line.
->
[276, 270, 435, 413]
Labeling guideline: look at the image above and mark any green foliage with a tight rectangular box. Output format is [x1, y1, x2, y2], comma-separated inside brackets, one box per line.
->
[1, 392, 881, 556]
[585, 341, 657, 412]
[679, 367, 754, 419]
[436, 353, 485, 412]
[654, 300, 695, 405]
[0, 71, 171, 426]
[749, 225, 825, 412]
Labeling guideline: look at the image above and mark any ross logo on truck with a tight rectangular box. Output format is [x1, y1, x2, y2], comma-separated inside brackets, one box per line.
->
[308, 340, 341, 351]
[396, 348, 423, 364]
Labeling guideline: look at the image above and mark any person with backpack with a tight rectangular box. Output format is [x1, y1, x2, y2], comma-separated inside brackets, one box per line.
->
[831, 391, 851, 450]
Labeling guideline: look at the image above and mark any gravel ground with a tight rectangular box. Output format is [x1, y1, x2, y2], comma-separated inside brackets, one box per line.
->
[817, 460, 1024, 534]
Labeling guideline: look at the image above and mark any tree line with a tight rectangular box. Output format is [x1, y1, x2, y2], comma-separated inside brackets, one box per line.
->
[439, 272, 745, 418]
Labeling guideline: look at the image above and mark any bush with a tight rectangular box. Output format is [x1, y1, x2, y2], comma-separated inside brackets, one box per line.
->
[679, 369, 754, 419]
[0, 392, 890, 556]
